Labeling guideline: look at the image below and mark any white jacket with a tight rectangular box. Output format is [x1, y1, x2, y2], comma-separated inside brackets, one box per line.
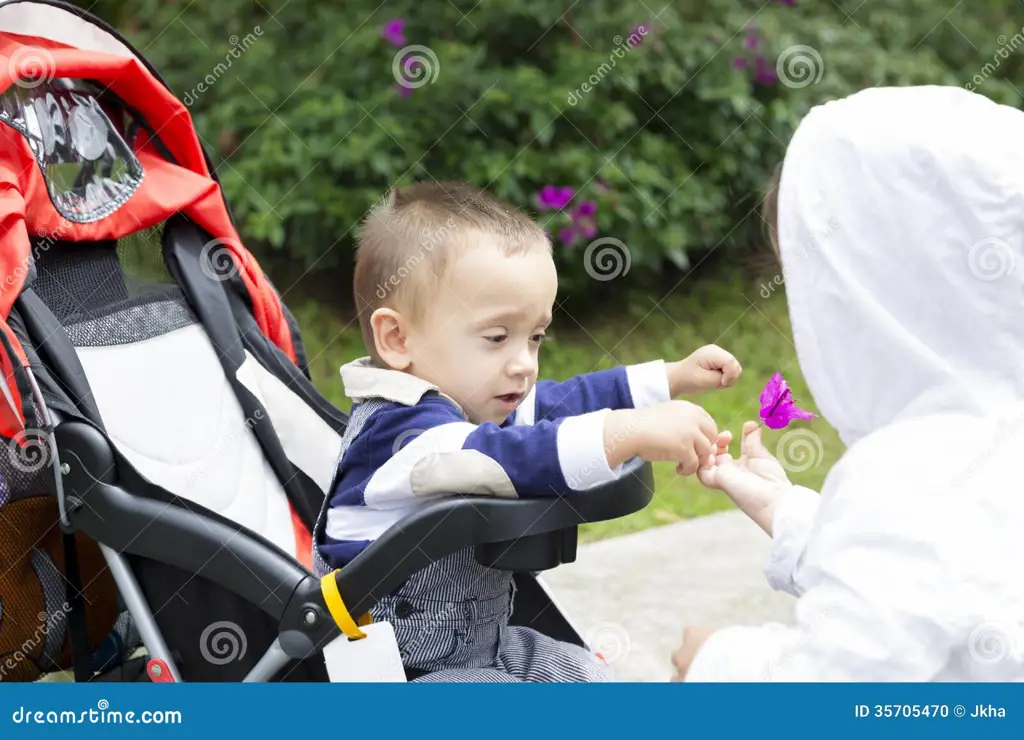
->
[687, 86, 1024, 681]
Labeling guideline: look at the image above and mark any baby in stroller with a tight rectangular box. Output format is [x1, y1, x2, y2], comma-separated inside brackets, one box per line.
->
[314, 181, 743, 681]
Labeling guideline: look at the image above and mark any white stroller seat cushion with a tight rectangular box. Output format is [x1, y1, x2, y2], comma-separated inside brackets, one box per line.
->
[75, 323, 297, 557]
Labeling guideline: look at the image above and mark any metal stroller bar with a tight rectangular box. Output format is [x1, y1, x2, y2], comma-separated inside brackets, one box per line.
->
[99, 543, 182, 682]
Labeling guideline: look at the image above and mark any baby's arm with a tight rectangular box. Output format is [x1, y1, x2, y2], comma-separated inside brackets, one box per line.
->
[512, 361, 669, 426]
[343, 397, 716, 509]
[516, 345, 740, 425]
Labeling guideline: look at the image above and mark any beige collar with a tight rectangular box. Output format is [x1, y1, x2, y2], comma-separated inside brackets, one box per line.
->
[339, 357, 465, 415]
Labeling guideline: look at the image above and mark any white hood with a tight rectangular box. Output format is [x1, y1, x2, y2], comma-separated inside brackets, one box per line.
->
[778, 85, 1024, 446]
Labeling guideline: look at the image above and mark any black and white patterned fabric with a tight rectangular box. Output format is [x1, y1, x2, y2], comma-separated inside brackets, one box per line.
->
[314, 397, 612, 683]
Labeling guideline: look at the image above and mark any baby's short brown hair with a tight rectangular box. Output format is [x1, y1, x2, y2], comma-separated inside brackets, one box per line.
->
[353, 181, 549, 363]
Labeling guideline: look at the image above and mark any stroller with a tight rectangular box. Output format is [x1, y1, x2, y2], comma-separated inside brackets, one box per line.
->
[0, 0, 653, 683]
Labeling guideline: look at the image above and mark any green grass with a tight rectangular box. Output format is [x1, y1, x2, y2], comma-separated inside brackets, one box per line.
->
[289, 266, 844, 543]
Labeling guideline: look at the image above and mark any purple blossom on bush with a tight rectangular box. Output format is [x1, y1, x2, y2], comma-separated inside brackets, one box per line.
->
[754, 54, 777, 85]
[743, 28, 759, 51]
[393, 82, 413, 97]
[536, 185, 575, 211]
[574, 200, 596, 217]
[382, 18, 406, 47]
[558, 227, 579, 247]
[732, 56, 749, 70]
[628, 23, 649, 46]
[571, 200, 598, 240]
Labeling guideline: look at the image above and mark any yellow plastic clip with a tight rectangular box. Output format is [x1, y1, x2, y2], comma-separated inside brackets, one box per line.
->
[320, 570, 372, 640]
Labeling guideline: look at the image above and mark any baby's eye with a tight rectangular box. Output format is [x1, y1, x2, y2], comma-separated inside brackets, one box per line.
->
[485, 335, 507, 344]
[530, 333, 547, 344]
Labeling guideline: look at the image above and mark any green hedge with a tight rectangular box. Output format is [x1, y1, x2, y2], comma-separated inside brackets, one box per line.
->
[92, 0, 1024, 298]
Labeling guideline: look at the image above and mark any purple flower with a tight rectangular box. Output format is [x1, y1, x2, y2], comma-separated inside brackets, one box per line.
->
[558, 226, 578, 246]
[393, 82, 413, 97]
[574, 200, 597, 217]
[570, 201, 598, 239]
[382, 18, 406, 47]
[759, 372, 814, 429]
[754, 55, 777, 85]
[536, 185, 575, 211]
[732, 56, 749, 70]
[628, 23, 649, 46]
[744, 28, 759, 51]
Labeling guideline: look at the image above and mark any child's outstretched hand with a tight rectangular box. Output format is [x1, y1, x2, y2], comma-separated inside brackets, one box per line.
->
[669, 345, 742, 395]
[697, 421, 792, 535]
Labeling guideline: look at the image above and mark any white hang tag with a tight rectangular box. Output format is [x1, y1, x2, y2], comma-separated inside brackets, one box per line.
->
[322, 621, 407, 683]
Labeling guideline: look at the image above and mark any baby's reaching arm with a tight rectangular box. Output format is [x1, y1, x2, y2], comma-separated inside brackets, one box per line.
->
[337, 396, 719, 510]
[513, 345, 741, 425]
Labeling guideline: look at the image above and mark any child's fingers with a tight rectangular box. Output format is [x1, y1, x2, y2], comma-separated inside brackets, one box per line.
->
[742, 420, 759, 438]
[742, 424, 775, 460]
[720, 359, 742, 387]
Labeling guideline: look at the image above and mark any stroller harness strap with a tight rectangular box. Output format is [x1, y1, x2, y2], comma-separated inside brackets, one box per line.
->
[167, 216, 317, 567]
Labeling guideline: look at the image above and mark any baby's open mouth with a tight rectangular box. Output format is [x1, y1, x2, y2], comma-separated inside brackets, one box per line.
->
[496, 392, 524, 405]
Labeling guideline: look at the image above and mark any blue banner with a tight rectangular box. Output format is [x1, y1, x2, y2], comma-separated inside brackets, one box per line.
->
[1, 683, 1022, 738]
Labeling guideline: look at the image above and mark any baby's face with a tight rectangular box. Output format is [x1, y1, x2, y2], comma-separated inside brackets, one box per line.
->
[405, 237, 557, 425]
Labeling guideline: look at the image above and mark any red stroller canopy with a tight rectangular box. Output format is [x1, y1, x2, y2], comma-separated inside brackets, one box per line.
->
[0, 22, 297, 438]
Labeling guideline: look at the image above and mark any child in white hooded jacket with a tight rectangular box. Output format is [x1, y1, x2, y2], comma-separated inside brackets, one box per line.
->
[674, 85, 1024, 682]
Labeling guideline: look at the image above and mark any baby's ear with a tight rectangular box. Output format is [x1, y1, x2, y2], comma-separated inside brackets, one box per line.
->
[370, 307, 410, 370]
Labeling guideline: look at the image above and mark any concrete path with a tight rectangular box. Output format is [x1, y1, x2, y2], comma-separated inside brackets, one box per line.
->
[542, 510, 796, 682]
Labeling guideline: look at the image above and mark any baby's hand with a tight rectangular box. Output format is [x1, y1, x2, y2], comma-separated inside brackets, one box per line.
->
[603, 401, 718, 476]
[697, 421, 792, 535]
[668, 345, 742, 395]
